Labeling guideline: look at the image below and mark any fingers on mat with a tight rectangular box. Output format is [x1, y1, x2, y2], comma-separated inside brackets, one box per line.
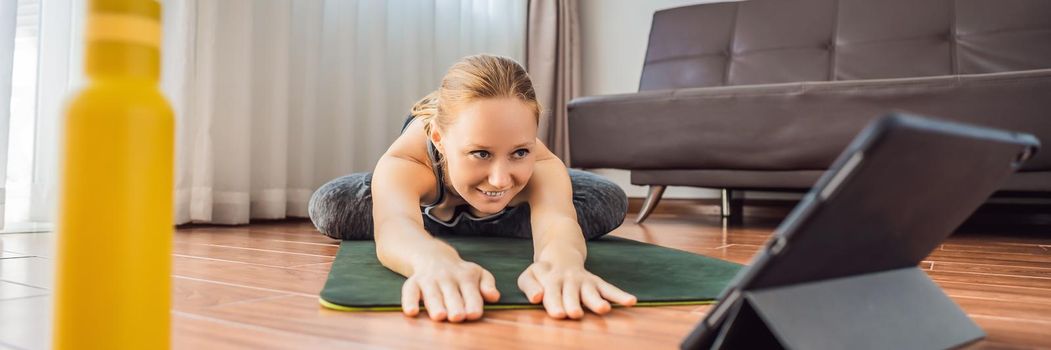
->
[562, 282, 584, 319]
[581, 282, 611, 314]
[541, 279, 566, 319]
[480, 269, 501, 302]
[420, 281, 447, 321]
[597, 280, 637, 306]
[517, 269, 544, 304]
[458, 280, 485, 321]
[439, 281, 466, 323]
[401, 280, 422, 316]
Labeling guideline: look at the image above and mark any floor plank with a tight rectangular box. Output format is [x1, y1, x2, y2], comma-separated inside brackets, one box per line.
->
[0, 281, 48, 301]
[174, 234, 340, 256]
[0, 251, 30, 260]
[0, 258, 53, 290]
[190, 295, 675, 350]
[172, 241, 334, 268]
[969, 314, 1051, 347]
[172, 256, 328, 297]
[173, 277, 290, 311]
[1, 200, 1049, 349]
[0, 234, 53, 258]
[173, 312, 370, 349]
[0, 296, 51, 350]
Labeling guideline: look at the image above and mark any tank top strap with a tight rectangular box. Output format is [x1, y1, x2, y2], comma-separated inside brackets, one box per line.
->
[422, 138, 446, 208]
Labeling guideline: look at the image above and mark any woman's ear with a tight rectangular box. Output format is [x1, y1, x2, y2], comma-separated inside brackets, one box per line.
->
[429, 127, 444, 154]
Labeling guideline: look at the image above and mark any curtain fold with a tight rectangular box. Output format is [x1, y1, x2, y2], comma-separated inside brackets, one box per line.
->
[166, 0, 527, 225]
[0, 0, 17, 230]
[526, 0, 580, 166]
[0, 0, 79, 232]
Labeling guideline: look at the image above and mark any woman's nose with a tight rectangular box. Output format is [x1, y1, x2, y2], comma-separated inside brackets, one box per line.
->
[488, 165, 512, 190]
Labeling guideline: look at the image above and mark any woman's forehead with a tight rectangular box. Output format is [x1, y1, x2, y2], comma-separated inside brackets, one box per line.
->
[448, 99, 537, 147]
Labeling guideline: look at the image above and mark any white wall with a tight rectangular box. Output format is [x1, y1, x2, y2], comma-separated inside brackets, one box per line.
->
[578, 0, 730, 199]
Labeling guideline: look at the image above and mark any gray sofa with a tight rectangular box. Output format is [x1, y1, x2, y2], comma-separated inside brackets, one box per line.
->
[567, 0, 1051, 223]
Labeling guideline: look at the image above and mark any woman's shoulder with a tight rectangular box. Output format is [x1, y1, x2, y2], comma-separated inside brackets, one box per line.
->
[376, 117, 441, 205]
[383, 117, 433, 167]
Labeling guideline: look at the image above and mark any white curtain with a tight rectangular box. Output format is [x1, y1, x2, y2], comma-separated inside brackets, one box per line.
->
[0, 0, 16, 230]
[165, 0, 527, 225]
[1, 0, 82, 233]
[0, 0, 526, 230]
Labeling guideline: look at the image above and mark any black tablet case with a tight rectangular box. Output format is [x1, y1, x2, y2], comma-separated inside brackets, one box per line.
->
[681, 113, 1040, 350]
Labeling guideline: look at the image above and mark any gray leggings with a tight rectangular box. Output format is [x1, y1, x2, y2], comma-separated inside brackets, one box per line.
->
[308, 168, 628, 240]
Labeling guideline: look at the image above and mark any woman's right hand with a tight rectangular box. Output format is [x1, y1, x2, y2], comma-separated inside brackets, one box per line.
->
[401, 255, 501, 322]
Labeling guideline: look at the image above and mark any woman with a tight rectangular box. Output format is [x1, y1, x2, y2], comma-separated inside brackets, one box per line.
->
[309, 54, 636, 323]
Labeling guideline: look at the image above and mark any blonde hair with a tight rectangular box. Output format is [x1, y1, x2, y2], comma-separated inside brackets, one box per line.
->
[410, 54, 542, 137]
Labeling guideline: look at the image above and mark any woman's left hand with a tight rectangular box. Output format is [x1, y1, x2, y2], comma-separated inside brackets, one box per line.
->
[517, 261, 637, 319]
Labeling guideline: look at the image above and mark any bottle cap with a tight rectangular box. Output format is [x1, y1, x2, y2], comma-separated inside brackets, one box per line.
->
[86, 0, 161, 49]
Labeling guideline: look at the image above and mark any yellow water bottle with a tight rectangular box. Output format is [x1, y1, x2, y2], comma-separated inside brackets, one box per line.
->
[54, 0, 173, 349]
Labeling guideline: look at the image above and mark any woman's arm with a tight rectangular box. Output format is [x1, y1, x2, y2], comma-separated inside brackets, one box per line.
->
[518, 140, 637, 319]
[525, 154, 586, 265]
[371, 154, 455, 275]
[372, 154, 500, 322]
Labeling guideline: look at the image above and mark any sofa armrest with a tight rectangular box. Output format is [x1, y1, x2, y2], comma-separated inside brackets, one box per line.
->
[568, 69, 1051, 171]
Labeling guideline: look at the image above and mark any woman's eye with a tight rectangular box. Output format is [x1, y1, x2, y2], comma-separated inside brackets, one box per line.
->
[472, 151, 491, 159]
[514, 149, 530, 158]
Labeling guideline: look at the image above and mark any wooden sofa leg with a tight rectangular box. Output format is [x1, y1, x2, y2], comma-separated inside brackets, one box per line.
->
[635, 185, 666, 224]
[721, 189, 744, 219]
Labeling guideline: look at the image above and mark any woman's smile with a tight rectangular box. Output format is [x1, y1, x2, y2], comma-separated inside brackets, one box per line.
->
[478, 188, 508, 198]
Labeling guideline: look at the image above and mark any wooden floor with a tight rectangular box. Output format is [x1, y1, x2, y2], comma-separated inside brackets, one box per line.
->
[1, 201, 1050, 349]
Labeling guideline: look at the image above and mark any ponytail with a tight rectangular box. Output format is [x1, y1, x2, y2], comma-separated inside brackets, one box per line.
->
[410, 90, 440, 135]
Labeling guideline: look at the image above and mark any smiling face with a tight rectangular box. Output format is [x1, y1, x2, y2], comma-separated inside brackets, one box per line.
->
[431, 97, 538, 215]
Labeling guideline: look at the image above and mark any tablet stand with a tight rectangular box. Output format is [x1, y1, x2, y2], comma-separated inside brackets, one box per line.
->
[699, 267, 984, 349]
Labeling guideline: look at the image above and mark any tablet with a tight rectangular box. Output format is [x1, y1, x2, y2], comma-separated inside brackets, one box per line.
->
[681, 113, 1039, 349]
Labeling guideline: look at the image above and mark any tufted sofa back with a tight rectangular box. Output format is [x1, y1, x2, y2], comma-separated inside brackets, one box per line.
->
[640, 0, 1051, 91]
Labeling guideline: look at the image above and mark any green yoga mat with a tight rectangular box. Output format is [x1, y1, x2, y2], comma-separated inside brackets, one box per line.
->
[320, 236, 743, 311]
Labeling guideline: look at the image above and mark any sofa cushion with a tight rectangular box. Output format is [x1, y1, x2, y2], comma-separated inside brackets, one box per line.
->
[570, 69, 1051, 171]
[640, 0, 1051, 90]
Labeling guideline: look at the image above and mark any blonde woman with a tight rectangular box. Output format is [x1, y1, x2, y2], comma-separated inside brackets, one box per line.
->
[309, 54, 636, 323]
